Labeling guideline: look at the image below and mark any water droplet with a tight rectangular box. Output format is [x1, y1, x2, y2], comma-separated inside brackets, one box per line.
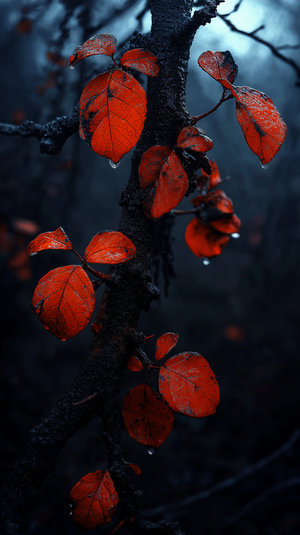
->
[29, 252, 37, 256]
[69, 504, 73, 508]
[260, 162, 269, 169]
[202, 258, 210, 266]
[202, 190, 207, 195]
[69, 64, 75, 70]
[70, 511, 73, 515]
[231, 233, 240, 239]
[147, 447, 157, 455]
[108, 159, 121, 169]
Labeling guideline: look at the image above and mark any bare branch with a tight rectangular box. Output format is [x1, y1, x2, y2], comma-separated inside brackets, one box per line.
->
[0, 105, 79, 155]
[181, 0, 225, 40]
[143, 427, 300, 516]
[221, 0, 245, 17]
[218, 14, 300, 86]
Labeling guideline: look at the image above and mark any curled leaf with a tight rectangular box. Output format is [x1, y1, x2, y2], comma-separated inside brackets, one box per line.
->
[139, 146, 172, 189]
[31, 265, 95, 340]
[69, 33, 117, 67]
[192, 189, 234, 214]
[70, 470, 119, 530]
[84, 231, 136, 264]
[155, 332, 179, 361]
[80, 69, 146, 163]
[159, 352, 220, 417]
[122, 383, 174, 448]
[126, 355, 143, 371]
[185, 218, 230, 258]
[209, 214, 241, 235]
[27, 227, 72, 256]
[120, 49, 159, 77]
[177, 126, 213, 152]
[128, 463, 142, 476]
[198, 50, 238, 85]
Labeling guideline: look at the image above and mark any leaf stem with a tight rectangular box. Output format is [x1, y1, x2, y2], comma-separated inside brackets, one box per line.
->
[72, 249, 84, 263]
[191, 90, 234, 123]
[84, 263, 112, 283]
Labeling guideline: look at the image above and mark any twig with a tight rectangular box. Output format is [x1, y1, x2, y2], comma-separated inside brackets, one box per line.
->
[0, 105, 79, 155]
[218, 14, 300, 86]
[191, 91, 234, 123]
[228, 477, 300, 522]
[182, 0, 225, 39]
[73, 393, 98, 407]
[221, 0, 245, 17]
[143, 427, 300, 516]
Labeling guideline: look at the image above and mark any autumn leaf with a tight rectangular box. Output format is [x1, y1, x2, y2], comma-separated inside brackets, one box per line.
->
[197, 160, 222, 191]
[198, 50, 238, 85]
[84, 231, 136, 264]
[192, 189, 234, 214]
[185, 218, 230, 258]
[139, 147, 189, 219]
[209, 214, 241, 235]
[80, 69, 147, 163]
[128, 463, 142, 476]
[176, 126, 213, 152]
[122, 383, 174, 448]
[69, 34, 117, 67]
[27, 227, 73, 256]
[31, 265, 96, 340]
[120, 49, 159, 77]
[232, 86, 287, 164]
[70, 470, 119, 530]
[155, 332, 179, 361]
[126, 355, 143, 371]
[159, 352, 220, 417]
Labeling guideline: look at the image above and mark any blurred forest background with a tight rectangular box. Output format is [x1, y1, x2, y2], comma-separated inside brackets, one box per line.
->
[0, 0, 300, 534]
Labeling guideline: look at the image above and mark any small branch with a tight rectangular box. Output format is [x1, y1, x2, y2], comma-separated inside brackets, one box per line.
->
[228, 477, 300, 522]
[191, 91, 234, 123]
[0, 105, 79, 155]
[221, 0, 244, 17]
[218, 14, 300, 86]
[181, 0, 225, 40]
[143, 427, 300, 516]
[172, 209, 198, 216]
[83, 263, 112, 283]
[73, 392, 98, 407]
[72, 249, 84, 263]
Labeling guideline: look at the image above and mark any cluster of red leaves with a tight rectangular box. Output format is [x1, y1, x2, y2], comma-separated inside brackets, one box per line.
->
[28, 227, 136, 340]
[123, 332, 220, 449]
[139, 126, 213, 219]
[198, 51, 287, 165]
[185, 161, 241, 259]
[69, 33, 159, 163]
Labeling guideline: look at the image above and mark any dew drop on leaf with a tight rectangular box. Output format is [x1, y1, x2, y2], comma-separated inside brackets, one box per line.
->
[69, 64, 75, 70]
[231, 233, 240, 239]
[202, 258, 210, 266]
[260, 162, 269, 169]
[147, 447, 157, 455]
[108, 159, 121, 169]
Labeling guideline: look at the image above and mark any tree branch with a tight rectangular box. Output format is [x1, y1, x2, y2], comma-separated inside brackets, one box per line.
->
[0, 104, 79, 155]
[143, 427, 300, 516]
[182, 0, 225, 40]
[218, 13, 300, 86]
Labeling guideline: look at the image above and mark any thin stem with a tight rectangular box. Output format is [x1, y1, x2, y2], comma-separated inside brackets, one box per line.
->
[191, 90, 234, 123]
[172, 208, 198, 216]
[72, 249, 84, 263]
[73, 392, 98, 407]
[83, 263, 112, 283]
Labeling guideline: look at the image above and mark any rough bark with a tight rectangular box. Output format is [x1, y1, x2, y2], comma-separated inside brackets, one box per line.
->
[0, 1, 219, 534]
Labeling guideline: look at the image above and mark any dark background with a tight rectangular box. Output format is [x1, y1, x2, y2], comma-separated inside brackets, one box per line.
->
[1, 1, 300, 534]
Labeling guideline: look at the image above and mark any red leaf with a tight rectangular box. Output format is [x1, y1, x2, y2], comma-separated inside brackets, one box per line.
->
[70, 470, 119, 530]
[31, 265, 96, 340]
[69, 33, 117, 67]
[122, 383, 174, 448]
[80, 69, 146, 163]
[197, 160, 222, 191]
[185, 218, 230, 258]
[120, 49, 159, 77]
[126, 355, 143, 372]
[13, 219, 39, 235]
[192, 189, 234, 214]
[176, 126, 213, 152]
[27, 227, 73, 256]
[233, 86, 287, 164]
[84, 231, 136, 264]
[198, 50, 238, 85]
[159, 352, 220, 417]
[155, 332, 179, 361]
[139, 146, 172, 189]
[140, 149, 189, 219]
[128, 463, 142, 476]
[209, 214, 241, 235]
